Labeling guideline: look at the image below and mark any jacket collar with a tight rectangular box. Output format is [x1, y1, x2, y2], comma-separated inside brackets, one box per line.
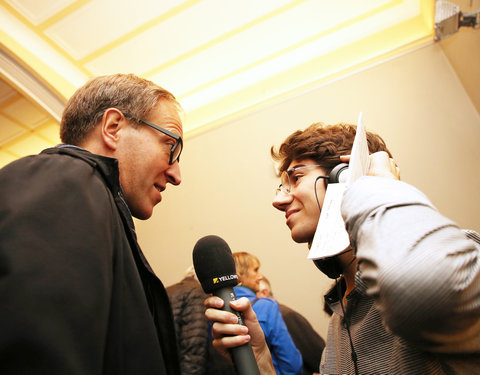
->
[42, 145, 121, 196]
[324, 273, 369, 317]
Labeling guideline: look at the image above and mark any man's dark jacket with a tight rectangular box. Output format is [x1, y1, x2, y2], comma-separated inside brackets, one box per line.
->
[0, 146, 180, 374]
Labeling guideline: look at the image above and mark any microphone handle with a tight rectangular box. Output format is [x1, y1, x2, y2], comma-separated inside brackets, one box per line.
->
[213, 287, 261, 375]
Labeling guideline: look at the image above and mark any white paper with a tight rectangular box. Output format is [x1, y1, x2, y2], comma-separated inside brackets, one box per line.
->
[308, 112, 369, 260]
[307, 183, 350, 259]
[347, 112, 369, 184]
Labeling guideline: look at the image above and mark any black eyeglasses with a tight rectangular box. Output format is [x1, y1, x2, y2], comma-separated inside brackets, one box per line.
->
[124, 113, 183, 165]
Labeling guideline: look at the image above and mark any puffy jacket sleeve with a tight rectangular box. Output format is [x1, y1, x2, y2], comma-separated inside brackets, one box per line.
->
[341, 176, 480, 353]
[167, 281, 209, 375]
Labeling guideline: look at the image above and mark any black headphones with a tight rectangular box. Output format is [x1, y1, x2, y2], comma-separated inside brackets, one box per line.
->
[313, 163, 349, 212]
[328, 163, 349, 184]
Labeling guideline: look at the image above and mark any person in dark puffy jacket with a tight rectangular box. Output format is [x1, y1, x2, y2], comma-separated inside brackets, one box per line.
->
[167, 267, 234, 375]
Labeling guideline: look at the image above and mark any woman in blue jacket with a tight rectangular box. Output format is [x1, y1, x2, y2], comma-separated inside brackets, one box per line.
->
[233, 252, 303, 375]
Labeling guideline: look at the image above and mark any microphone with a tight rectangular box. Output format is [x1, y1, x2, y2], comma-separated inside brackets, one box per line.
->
[193, 235, 260, 375]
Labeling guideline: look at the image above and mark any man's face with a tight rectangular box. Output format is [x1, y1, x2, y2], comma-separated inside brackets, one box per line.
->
[241, 261, 263, 292]
[272, 159, 327, 245]
[117, 99, 183, 220]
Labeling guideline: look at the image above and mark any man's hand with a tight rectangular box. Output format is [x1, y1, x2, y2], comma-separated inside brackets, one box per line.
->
[204, 296, 276, 374]
[341, 151, 400, 180]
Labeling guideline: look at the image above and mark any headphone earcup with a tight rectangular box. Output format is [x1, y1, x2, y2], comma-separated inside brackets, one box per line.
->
[329, 163, 349, 184]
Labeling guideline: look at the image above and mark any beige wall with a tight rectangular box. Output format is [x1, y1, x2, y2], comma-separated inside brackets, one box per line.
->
[135, 43, 480, 338]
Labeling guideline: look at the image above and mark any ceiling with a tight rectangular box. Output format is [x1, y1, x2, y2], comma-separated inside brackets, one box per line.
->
[0, 0, 478, 168]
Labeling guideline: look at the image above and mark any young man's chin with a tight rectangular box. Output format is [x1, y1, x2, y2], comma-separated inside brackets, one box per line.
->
[290, 231, 313, 245]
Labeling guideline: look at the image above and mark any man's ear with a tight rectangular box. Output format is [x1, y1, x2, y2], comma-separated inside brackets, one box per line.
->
[101, 108, 125, 150]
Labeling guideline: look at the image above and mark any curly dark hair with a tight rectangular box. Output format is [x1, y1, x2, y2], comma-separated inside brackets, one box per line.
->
[271, 123, 392, 175]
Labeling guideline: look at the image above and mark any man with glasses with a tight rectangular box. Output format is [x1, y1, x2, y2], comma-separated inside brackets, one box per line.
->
[0, 74, 183, 374]
[204, 123, 480, 374]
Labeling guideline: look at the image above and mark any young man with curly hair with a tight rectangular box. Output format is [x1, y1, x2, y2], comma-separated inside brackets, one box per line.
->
[205, 123, 480, 375]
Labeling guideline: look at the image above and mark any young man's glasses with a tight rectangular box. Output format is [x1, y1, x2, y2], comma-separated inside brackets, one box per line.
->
[276, 165, 328, 196]
[123, 113, 183, 165]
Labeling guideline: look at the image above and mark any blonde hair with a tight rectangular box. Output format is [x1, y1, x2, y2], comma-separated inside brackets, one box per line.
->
[232, 252, 260, 282]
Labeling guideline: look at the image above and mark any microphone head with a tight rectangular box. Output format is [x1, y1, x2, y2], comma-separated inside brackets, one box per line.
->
[192, 235, 239, 293]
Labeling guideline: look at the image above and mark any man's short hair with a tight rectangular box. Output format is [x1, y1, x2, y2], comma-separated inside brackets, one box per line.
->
[271, 123, 392, 175]
[60, 73, 179, 146]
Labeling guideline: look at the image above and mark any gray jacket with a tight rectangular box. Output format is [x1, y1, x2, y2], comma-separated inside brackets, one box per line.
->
[321, 177, 480, 374]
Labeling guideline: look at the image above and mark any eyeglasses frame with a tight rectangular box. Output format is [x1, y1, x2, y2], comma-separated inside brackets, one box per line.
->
[276, 164, 329, 196]
[123, 112, 183, 165]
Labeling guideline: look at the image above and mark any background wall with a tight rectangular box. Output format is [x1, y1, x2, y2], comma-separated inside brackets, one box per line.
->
[136, 42, 480, 338]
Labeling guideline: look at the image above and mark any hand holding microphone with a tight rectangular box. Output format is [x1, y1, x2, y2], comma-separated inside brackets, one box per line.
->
[193, 235, 265, 375]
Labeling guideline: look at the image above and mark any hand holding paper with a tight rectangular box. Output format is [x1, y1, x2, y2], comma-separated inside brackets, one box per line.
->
[308, 112, 369, 260]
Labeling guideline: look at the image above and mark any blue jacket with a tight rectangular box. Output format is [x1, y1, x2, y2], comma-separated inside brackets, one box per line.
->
[234, 286, 302, 375]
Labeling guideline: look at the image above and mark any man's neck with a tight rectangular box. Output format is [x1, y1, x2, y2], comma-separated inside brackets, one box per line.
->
[339, 251, 358, 305]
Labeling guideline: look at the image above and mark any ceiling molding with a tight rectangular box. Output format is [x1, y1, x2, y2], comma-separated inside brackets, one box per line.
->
[0, 49, 65, 122]
[0, 0, 442, 163]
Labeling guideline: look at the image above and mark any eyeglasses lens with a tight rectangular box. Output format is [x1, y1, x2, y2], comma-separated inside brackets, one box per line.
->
[280, 171, 290, 193]
[171, 141, 182, 164]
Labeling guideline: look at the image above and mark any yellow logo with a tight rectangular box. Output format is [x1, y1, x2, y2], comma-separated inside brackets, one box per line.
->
[213, 278, 219, 284]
